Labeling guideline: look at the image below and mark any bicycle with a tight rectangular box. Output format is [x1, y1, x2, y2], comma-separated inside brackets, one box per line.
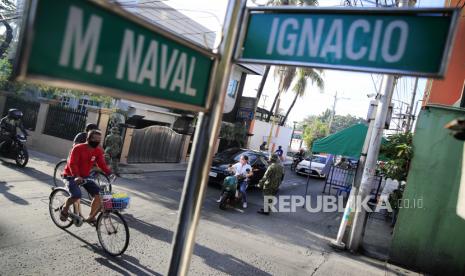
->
[48, 175, 129, 256]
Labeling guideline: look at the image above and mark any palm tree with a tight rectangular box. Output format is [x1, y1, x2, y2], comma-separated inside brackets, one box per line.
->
[281, 68, 324, 126]
[266, 66, 296, 122]
[264, 0, 319, 122]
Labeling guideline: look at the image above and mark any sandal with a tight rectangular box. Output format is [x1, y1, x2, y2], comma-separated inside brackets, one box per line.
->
[85, 217, 97, 224]
[59, 208, 69, 222]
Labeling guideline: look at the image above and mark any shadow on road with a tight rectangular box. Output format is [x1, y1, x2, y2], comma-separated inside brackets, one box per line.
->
[124, 214, 272, 275]
[63, 228, 163, 276]
[1, 159, 54, 186]
[0, 181, 29, 205]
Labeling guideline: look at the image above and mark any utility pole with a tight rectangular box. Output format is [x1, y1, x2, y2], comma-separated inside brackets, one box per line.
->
[261, 94, 269, 109]
[406, 77, 419, 132]
[330, 98, 378, 250]
[347, 0, 414, 252]
[347, 75, 397, 251]
[328, 91, 349, 132]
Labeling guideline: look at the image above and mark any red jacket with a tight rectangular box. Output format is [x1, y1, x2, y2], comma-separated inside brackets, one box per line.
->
[64, 143, 111, 177]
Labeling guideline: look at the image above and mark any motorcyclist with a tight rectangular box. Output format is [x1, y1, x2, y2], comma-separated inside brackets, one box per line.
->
[294, 148, 305, 161]
[292, 148, 305, 169]
[0, 109, 27, 150]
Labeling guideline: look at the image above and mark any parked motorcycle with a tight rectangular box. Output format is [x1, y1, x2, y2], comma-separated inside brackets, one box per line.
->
[219, 174, 239, 210]
[0, 134, 29, 167]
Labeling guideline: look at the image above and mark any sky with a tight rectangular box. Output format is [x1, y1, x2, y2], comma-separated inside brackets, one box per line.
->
[162, 0, 445, 127]
[0, 0, 444, 126]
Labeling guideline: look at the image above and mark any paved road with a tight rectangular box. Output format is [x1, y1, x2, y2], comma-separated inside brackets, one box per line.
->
[0, 152, 416, 275]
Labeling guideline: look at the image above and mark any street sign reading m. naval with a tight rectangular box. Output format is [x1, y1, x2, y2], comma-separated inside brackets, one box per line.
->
[15, 0, 215, 112]
[238, 8, 459, 77]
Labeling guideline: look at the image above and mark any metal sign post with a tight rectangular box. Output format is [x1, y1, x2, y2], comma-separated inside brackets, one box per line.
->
[166, 0, 246, 275]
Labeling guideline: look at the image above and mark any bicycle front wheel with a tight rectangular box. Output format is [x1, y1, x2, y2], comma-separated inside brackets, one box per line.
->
[53, 160, 67, 187]
[96, 211, 129, 256]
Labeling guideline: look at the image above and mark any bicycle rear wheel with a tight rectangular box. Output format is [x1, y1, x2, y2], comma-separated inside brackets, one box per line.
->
[53, 160, 67, 187]
[96, 211, 129, 256]
[49, 188, 73, 229]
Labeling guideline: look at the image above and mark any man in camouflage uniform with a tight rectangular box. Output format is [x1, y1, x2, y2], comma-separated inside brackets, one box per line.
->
[257, 153, 284, 215]
[104, 127, 123, 176]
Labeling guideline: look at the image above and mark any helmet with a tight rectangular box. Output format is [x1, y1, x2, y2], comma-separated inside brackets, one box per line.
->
[269, 154, 279, 162]
[85, 123, 99, 132]
[8, 109, 23, 120]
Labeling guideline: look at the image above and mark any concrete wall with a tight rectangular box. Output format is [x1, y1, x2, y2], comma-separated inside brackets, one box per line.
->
[249, 120, 292, 155]
[390, 106, 465, 275]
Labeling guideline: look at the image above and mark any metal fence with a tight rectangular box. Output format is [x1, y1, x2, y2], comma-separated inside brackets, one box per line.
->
[2, 96, 40, 131]
[323, 166, 356, 196]
[322, 165, 384, 199]
[43, 104, 87, 141]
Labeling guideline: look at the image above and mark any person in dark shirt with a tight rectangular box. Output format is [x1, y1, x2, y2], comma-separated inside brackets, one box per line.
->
[73, 123, 99, 145]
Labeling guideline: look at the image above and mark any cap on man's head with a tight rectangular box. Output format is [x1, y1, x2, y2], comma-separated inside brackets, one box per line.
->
[270, 154, 279, 162]
[85, 123, 99, 132]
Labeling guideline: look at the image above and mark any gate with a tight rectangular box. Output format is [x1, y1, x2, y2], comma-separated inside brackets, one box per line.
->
[127, 126, 186, 163]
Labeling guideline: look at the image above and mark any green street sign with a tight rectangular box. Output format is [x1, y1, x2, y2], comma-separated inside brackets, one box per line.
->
[238, 8, 459, 77]
[15, 0, 215, 112]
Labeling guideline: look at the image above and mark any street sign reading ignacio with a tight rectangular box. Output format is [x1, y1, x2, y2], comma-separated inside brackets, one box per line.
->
[15, 0, 215, 112]
[237, 7, 459, 77]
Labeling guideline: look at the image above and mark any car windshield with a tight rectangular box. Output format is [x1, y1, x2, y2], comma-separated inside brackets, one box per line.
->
[311, 156, 327, 164]
[233, 152, 258, 164]
[214, 148, 242, 160]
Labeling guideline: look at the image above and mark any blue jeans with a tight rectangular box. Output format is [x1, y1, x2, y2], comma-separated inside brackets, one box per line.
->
[239, 180, 248, 203]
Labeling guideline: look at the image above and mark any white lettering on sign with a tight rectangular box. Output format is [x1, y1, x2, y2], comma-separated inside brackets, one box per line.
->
[116, 30, 197, 96]
[297, 18, 324, 57]
[369, 20, 383, 61]
[381, 20, 408, 63]
[137, 40, 159, 87]
[320, 19, 343, 59]
[277, 18, 299, 56]
[266, 17, 409, 64]
[117, 30, 144, 82]
[59, 6, 103, 74]
[346, 19, 370, 60]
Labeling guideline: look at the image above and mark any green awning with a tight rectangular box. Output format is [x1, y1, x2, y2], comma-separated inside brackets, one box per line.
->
[312, 124, 369, 158]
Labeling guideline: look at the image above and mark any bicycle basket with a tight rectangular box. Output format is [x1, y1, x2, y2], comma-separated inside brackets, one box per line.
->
[100, 191, 130, 211]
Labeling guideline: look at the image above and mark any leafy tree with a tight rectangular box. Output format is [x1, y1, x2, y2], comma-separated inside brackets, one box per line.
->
[380, 132, 413, 181]
[302, 109, 364, 134]
[330, 114, 365, 134]
[265, 0, 320, 123]
[0, 57, 11, 89]
[303, 119, 329, 149]
[219, 122, 248, 148]
[0, 0, 16, 58]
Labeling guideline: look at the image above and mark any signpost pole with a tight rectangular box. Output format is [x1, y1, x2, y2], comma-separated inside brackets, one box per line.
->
[347, 75, 396, 251]
[166, 0, 246, 275]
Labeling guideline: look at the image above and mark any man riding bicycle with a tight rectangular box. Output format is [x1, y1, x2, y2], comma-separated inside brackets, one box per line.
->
[60, 129, 112, 223]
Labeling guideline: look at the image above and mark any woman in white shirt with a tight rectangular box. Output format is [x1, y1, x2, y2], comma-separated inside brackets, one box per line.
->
[232, 155, 253, 208]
